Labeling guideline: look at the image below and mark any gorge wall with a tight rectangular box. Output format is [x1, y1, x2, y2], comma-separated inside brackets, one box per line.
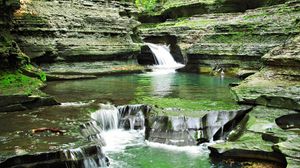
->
[0, 0, 300, 167]
[10, 0, 140, 63]
[138, 0, 299, 76]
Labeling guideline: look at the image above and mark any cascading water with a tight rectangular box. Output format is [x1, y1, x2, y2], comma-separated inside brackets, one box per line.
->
[81, 104, 246, 167]
[91, 104, 119, 130]
[146, 43, 184, 71]
[81, 104, 149, 166]
[63, 146, 109, 168]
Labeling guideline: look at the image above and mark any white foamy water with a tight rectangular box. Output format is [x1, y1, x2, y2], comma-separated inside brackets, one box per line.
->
[146, 43, 184, 70]
[146, 141, 212, 156]
[91, 104, 119, 130]
[60, 100, 95, 107]
[88, 103, 212, 168]
[101, 129, 145, 153]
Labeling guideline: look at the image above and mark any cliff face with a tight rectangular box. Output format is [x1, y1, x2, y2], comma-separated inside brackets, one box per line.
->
[233, 35, 300, 110]
[139, 0, 300, 75]
[11, 0, 141, 63]
[138, 0, 289, 23]
[138, 0, 300, 167]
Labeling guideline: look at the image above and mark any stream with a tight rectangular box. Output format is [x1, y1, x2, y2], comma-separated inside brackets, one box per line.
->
[0, 71, 239, 167]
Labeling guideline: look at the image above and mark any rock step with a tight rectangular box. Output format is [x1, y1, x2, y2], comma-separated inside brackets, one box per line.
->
[0, 145, 108, 168]
[187, 43, 279, 57]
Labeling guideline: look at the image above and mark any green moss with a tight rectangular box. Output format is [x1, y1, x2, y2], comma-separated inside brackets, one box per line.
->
[174, 18, 215, 28]
[212, 131, 274, 152]
[139, 17, 215, 30]
[24, 64, 47, 82]
[199, 66, 213, 74]
[131, 96, 239, 117]
[162, 0, 215, 9]
[0, 71, 44, 95]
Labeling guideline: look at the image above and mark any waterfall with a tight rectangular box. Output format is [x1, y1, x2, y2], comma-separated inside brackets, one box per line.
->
[118, 104, 149, 130]
[146, 43, 184, 70]
[91, 104, 119, 130]
[64, 146, 109, 168]
[82, 104, 149, 148]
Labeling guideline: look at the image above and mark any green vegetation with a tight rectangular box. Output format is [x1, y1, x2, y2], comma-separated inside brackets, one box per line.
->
[0, 71, 44, 95]
[135, 0, 159, 12]
[162, 0, 215, 9]
[24, 64, 47, 82]
[132, 96, 240, 117]
[139, 17, 215, 29]
[134, 0, 217, 14]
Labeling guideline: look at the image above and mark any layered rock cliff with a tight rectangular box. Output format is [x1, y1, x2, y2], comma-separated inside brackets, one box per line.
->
[139, 0, 299, 76]
[0, 0, 143, 110]
[12, 0, 140, 63]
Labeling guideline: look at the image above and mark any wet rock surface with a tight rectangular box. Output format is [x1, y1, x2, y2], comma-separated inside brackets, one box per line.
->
[0, 95, 59, 112]
[232, 35, 300, 110]
[209, 106, 300, 166]
[41, 61, 146, 80]
[0, 145, 108, 168]
[146, 106, 252, 146]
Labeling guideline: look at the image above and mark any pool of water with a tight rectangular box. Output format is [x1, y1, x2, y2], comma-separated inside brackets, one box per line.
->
[0, 72, 239, 167]
[99, 129, 212, 168]
[43, 72, 238, 109]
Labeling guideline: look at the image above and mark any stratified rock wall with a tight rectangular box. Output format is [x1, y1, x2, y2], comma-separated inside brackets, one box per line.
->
[139, 0, 300, 75]
[232, 35, 300, 110]
[10, 0, 141, 63]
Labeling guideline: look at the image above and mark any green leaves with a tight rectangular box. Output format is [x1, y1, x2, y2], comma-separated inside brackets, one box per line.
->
[135, 0, 159, 12]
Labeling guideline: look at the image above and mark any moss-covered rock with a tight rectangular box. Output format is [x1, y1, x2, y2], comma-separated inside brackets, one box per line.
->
[0, 71, 59, 112]
[137, 0, 289, 23]
[232, 35, 300, 110]
[209, 106, 299, 166]
[0, 31, 30, 69]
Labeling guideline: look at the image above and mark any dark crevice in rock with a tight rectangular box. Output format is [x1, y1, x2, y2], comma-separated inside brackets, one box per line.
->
[212, 106, 253, 141]
[276, 114, 300, 130]
[209, 147, 287, 167]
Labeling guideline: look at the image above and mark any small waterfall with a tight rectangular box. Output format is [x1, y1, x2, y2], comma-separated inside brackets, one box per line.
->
[81, 104, 150, 152]
[118, 104, 150, 130]
[91, 104, 119, 130]
[64, 146, 108, 168]
[146, 43, 184, 70]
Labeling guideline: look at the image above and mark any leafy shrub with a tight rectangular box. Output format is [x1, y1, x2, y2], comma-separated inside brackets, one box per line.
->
[135, 0, 159, 12]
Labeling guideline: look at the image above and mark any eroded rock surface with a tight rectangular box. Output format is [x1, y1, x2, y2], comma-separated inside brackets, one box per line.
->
[209, 106, 299, 167]
[232, 35, 300, 110]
